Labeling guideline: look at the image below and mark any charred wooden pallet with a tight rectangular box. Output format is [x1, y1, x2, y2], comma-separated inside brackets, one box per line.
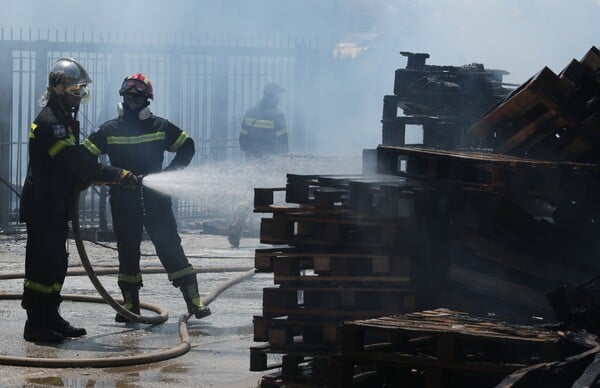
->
[335, 309, 564, 388]
[260, 250, 412, 287]
[258, 173, 439, 222]
[254, 247, 314, 273]
[376, 145, 600, 200]
[262, 286, 415, 319]
[254, 315, 342, 348]
[552, 48, 600, 162]
[284, 173, 359, 205]
[468, 46, 600, 161]
[469, 67, 579, 153]
[259, 212, 400, 248]
[253, 244, 416, 369]
[255, 247, 410, 277]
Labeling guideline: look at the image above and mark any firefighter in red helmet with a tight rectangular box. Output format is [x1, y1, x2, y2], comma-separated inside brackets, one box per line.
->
[82, 73, 211, 321]
[19, 58, 135, 343]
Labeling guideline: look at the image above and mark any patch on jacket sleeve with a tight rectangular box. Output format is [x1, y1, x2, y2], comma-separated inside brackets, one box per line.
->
[52, 124, 68, 139]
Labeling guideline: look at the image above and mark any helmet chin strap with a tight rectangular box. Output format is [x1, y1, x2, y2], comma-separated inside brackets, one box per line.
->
[118, 101, 151, 120]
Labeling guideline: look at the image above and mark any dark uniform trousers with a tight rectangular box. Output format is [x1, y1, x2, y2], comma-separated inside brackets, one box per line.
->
[22, 212, 69, 309]
[110, 186, 190, 288]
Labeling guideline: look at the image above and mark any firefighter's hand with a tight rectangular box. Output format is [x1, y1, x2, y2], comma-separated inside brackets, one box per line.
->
[118, 169, 139, 190]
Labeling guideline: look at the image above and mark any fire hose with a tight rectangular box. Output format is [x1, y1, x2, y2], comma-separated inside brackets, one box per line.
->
[0, 189, 256, 367]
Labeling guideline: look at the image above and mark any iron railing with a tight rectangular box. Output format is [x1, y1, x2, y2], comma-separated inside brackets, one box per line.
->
[0, 28, 319, 230]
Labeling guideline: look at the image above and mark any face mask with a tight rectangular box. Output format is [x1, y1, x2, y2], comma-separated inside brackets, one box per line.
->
[117, 102, 152, 120]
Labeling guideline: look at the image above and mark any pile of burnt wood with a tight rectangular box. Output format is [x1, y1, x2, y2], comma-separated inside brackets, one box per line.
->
[382, 51, 514, 148]
[252, 46, 600, 387]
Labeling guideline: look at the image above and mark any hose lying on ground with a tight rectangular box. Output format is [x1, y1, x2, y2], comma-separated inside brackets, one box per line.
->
[0, 190, 256, 367]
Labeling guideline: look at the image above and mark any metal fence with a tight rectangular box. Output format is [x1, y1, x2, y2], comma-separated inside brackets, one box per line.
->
[0, 28, 319, 230]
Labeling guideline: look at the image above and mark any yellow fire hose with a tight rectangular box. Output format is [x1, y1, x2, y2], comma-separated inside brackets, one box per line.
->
[0, 190, 256, 367]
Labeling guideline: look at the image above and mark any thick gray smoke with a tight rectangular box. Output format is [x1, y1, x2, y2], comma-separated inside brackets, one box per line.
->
[2, 0, 598, 156]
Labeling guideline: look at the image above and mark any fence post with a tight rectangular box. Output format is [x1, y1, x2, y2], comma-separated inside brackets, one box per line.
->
[0, 46, 12, 227]
[293, 44, 319, 154]
[167, 53, 183, 221]
[211, 55, 229, 161]
[98, 50, 125, 235]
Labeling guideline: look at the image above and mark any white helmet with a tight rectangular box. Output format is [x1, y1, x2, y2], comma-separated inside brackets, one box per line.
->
[39, 58, 92, 106]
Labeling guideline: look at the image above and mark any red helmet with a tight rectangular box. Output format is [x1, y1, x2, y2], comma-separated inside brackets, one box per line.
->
[119, 73, 154, 100]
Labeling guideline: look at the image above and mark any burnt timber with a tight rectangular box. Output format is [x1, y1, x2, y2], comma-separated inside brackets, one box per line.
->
[254, 46, 600, 387]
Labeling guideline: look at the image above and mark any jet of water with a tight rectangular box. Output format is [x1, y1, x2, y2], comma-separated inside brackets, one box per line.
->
[142, 155, 362, 202]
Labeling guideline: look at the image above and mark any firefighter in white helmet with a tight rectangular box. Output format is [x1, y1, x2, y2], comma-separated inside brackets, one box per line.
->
[20, 58, 135, 343]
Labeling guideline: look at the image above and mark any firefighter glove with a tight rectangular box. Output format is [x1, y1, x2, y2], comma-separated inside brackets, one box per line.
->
[119, 169, 139, 190]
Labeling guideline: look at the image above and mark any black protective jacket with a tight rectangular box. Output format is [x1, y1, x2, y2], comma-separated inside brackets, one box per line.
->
[20, 97, 123, 223]
[82, 112, 194, 178]
[239, 99, 288, 158]
[82, 110, 195, 289]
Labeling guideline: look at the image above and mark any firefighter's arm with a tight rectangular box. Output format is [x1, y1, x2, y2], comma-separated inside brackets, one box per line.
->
[77, 130, 123, 184]
[57, 146, 122, 184]
[164, 135, 195, 171]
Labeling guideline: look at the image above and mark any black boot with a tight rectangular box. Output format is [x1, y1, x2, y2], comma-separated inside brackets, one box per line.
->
[24, 309, 64, 344]
[115, 288, 141, 322]
[49, 307, 86, 338]
[179, 275, 211, 319]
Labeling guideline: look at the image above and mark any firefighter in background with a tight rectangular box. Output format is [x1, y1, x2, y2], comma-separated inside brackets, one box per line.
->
[82, 73, 211, 321]
[228, 82, 288, 247]
[19, 58, 135, 343]
[239, 82, 288, 158]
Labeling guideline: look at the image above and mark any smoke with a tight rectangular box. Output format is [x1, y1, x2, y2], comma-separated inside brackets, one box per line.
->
[2, 0, 598, 158]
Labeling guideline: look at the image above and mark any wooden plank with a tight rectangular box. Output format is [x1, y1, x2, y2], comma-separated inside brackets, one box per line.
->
[375, 145, 600, 200]
[256, 316, 342, 348]
[255, 247, 409, 275]
[262, 286, 415, 317]
[274, 274, 411, 286]
[263, 305, 414, 320]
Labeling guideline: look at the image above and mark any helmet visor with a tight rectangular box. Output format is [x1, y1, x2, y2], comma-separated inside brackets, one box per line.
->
[65, 83, 89, 98]
[121, 79, 149, 94]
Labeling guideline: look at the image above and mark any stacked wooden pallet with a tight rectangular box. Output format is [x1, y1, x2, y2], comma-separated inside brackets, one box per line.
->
[251, 149, 600, 385]
[252, 47, 600, 387]
[251, 174, 425, 385]
[382, 51, 513, 149]
[469, 46, 600, 162]
[375, 145, 600, 317]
